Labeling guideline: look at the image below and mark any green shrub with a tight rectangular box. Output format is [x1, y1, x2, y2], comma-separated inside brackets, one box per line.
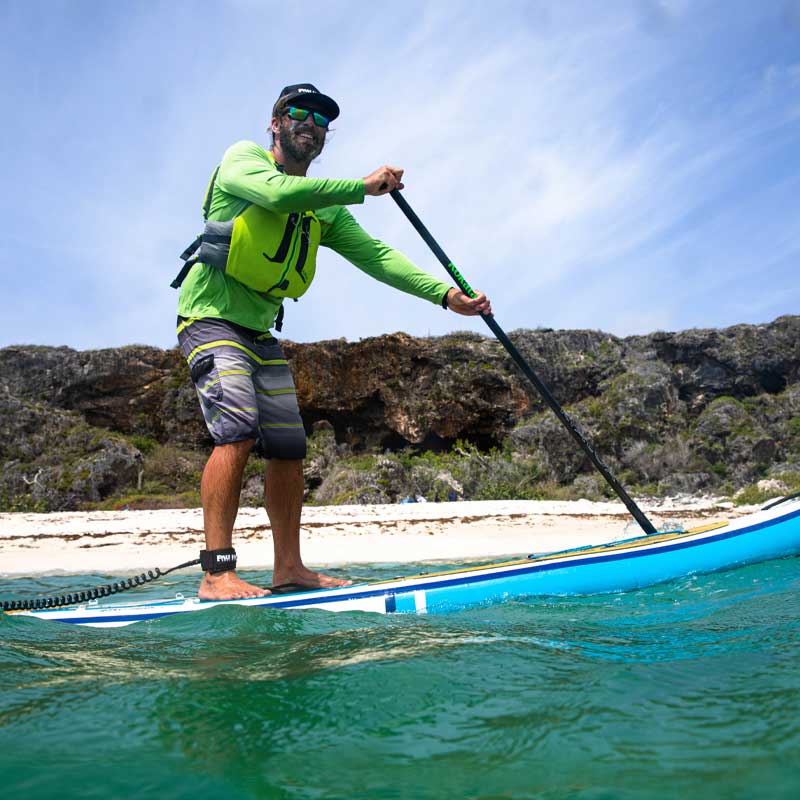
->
[140, 444, 205, 493]
[87, 490, 202, 511]
[0, 493, 47, 513]
[308, 439, 558, 505]
[733, 485, 776, 506]
[129, 434, 159, 455]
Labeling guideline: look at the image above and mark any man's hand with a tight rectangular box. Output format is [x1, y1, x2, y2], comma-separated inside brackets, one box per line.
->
[446, 289, 492, 316]
[363, 165, 405, 196]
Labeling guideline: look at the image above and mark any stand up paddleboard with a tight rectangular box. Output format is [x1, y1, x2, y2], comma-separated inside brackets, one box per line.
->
[6, 498, 798, 628]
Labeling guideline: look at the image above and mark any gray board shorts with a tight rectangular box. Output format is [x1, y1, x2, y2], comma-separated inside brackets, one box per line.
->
[177, 316, 307, 459]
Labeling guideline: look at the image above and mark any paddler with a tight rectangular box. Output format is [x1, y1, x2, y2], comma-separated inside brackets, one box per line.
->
[174, 83, 491, 600]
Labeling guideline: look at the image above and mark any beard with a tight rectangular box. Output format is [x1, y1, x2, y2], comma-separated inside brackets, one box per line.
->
[276, 121, 325, 163]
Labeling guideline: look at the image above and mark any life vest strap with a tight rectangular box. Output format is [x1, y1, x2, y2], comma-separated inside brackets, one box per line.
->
[179, 235, 202, 262]
[170, 256, 198, 289]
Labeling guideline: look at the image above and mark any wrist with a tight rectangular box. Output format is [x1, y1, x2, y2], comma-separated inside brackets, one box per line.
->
[441, 287, 454, 309]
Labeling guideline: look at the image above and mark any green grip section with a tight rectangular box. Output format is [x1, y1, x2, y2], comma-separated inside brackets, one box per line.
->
[447, 262, 476, 298]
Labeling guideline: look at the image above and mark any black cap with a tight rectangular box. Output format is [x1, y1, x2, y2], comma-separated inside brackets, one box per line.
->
[274, 83, 340, 121]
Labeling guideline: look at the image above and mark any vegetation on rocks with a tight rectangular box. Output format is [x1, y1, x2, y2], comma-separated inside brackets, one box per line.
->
[1, 316, 799, 511]
[0, 389, 142, 511]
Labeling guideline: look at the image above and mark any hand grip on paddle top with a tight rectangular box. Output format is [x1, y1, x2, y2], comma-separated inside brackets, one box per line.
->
[363, 165, 404, 196]
[446, 288, 492, 317]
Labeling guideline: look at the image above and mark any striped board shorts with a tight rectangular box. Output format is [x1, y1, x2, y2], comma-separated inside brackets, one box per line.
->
[177, 316, 307, 459]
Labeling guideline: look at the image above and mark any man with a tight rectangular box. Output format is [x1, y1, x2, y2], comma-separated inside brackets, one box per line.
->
[174, 83, 491, 601]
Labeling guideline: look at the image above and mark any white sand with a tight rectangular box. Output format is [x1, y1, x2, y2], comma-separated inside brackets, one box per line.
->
[0, 497, 754, 577]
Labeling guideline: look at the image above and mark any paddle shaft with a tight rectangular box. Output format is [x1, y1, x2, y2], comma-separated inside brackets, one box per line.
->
[390, 189, 657, 536]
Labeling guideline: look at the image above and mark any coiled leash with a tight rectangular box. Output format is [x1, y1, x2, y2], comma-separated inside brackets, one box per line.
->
[2, 548, 237, 612]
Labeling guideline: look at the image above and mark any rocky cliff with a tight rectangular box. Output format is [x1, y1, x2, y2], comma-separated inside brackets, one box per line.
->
[2, 316, 799, 510]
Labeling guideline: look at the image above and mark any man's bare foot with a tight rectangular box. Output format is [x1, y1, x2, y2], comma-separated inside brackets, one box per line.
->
[271, 566, 352, 591]
[198, 571, 271, 601]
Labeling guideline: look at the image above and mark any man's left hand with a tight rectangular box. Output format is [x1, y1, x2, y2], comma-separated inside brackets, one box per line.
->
[446, 289, 492, 317]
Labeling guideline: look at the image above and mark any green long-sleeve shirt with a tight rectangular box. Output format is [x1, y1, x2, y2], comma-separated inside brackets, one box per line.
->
[177, 140, 450, 332]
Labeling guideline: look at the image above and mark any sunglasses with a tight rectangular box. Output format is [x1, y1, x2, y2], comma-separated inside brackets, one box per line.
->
[285, 106, 330, 128]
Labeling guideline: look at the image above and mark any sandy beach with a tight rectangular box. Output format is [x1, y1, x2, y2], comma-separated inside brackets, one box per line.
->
[0, 497, 755, 577]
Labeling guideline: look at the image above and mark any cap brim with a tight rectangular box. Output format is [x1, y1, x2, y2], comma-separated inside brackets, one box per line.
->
[280, 91, 340, 121]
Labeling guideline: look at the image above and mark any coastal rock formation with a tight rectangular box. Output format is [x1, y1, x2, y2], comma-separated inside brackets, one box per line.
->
[0, 388, 142, 511]
[0, 345, 206, 447]
[1, 316, 798, 510]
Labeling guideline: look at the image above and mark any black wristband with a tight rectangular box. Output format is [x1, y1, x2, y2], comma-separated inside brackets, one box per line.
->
[441, 288, 452, 309]
[200, 548, 237, 574]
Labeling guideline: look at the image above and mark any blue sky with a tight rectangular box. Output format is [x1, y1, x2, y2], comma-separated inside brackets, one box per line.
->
[1, 0, 798, 349]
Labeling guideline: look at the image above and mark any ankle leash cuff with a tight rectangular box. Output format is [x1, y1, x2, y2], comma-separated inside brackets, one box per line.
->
[200, 548, 237, 574]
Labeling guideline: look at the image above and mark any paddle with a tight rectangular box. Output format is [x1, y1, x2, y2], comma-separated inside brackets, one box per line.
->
[390, 189, 657, 536]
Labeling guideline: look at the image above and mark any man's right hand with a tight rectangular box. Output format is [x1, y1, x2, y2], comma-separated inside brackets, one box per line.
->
[363, 165, 405, 196]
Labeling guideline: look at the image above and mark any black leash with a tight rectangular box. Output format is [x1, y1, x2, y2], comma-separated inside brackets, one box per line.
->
[2, 558, 200, 612]
[390, 188, 657, 536]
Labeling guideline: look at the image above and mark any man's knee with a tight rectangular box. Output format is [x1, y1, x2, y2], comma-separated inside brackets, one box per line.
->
[266, 458, 304, 480]
[208, 439, 256, 468]
[257, 428, 307, 461]
[215, 439, 257, 453]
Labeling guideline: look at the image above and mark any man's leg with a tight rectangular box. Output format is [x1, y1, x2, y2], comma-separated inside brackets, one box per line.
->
[198, 439, 270, 600]
[265, 458, 351, 589]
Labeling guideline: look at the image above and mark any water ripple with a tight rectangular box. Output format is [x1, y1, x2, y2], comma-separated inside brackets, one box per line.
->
[1, 558, 799, 799]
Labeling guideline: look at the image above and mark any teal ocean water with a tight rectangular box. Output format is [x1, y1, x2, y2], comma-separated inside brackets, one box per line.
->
[2, 558, 799, 800]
